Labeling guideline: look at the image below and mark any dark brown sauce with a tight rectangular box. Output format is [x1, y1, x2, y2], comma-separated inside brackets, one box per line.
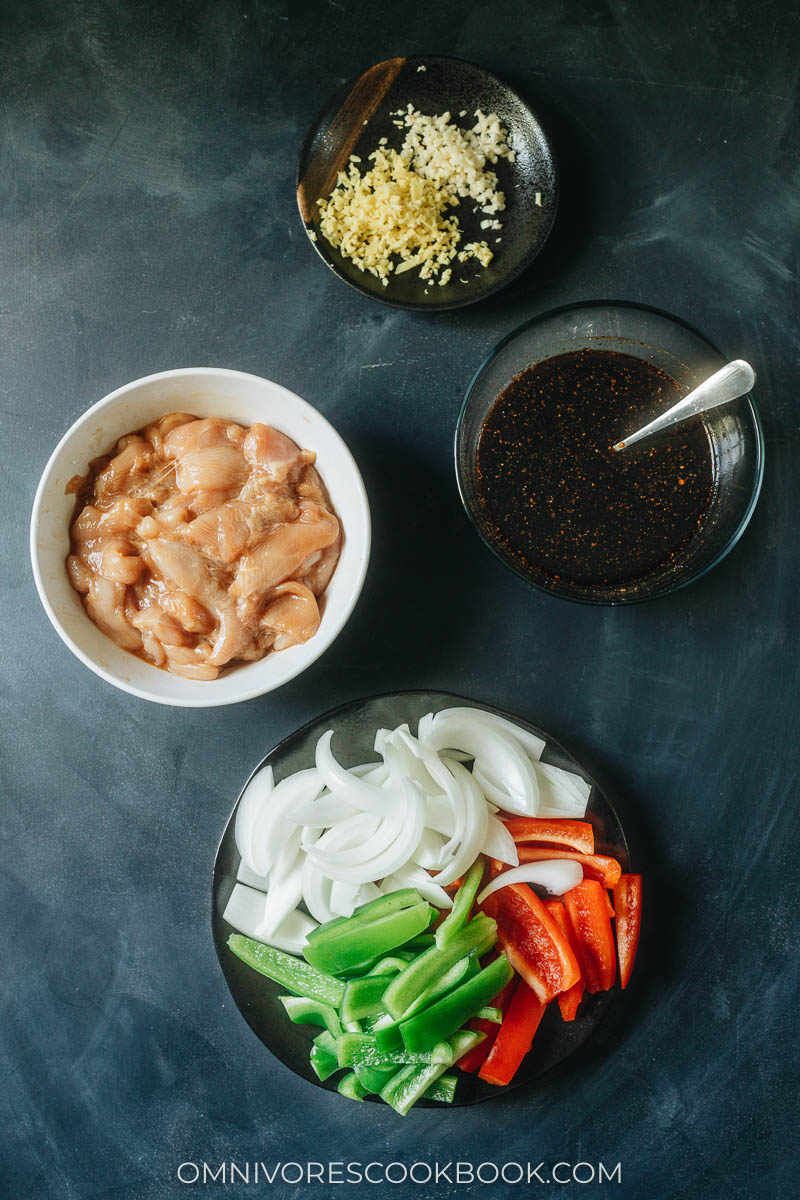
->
[475, 349, 715, 589]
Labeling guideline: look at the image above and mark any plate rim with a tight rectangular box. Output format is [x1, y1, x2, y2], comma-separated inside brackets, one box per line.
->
[295, 53, 560, 311]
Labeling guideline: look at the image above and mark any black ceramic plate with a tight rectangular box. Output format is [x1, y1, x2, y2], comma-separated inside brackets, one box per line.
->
[296, 56, 557, 310]
[212, 691, 629, 1106]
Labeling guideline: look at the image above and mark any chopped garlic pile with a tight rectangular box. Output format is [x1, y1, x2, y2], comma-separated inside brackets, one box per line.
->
[317, 107, 516, 287]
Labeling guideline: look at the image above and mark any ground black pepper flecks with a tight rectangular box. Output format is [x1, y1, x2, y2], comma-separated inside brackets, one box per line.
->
[475, 349, 715, 589]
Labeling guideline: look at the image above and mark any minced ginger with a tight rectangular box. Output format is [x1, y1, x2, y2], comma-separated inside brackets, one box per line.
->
[317, 107, 516, 286]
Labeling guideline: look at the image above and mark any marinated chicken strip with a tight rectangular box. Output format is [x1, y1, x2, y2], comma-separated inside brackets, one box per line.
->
[84, 578, 143, 652]
[261, 581, 321, 650]
[145, 539, 249, 667]
[144, 412, 195, 458]
[158, 587, 215, 635]
[164, 418, 248, 495]
[96, 538, 144, 585]
[93, 438, 153, 496]
[67, 414, 342, 679]
[243, 424, 315, 486]
[162, 645, 220, 681]
[129, 604, 191, 647]
[183, 495, 299, 563]
[230, 506, 339, 602]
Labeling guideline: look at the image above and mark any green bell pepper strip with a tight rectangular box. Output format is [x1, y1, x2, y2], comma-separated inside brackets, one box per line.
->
[374, 955, 473, 1052]
[425, 1074, 458, 1104]
[474, 1006, 502, 1023]
[403, 956, 470, 1018]
[304, 903, 434, 974]
[382, 914, 497, 1019]
[380, 1030, 484, 1116]
[373, 1018, 404, 1054]
[227, 934, 344, 1007]
[400, 954, 514, 1053]
[310, 1031, 340, 1081]
[366, 954, 414, 975]
[306, 889, 423, 945]
[313, 1030, 338, 1054]
[435, 860, 485, 947]
[404, 933, 436, 951]
[337, 1072, 369, 1101]
[310, 1046, 339, 1081]
[336, 1032, 453, 1068]
[354, 1061, 399, 1094]
[340, 975, 390, 1023]
[279, 995, 343, 1037]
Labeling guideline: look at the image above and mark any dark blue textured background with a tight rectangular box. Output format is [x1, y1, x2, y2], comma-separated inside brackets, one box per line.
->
[2, 1, 798, 1197]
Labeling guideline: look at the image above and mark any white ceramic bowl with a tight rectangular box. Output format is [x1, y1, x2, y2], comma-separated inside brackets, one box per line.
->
[30, 368, 371, 707]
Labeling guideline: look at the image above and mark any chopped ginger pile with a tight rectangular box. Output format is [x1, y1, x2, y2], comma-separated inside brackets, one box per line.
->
[317, 107, 516, 287]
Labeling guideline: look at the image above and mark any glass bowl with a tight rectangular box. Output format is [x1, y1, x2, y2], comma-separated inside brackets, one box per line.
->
[455, 302, 764, 604]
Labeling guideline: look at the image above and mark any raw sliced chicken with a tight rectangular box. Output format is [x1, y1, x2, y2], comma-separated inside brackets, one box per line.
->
[67, 413, 341, 679]
[243, 423, 315, 485]
[261, 581, 321, 650]
[84, 578, 143, 652]
[231, 505, 339, 601]
[183, 495, 298, 563]
[145, 539, 248, 666]
[164, 418, 248, 495]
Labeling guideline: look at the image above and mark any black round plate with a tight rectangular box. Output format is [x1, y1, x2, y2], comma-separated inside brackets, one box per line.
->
[212, 691, 629, 1106]
[296, 56, 558, 310]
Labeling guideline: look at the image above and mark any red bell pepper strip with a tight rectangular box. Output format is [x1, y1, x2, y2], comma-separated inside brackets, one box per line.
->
[456, 977, 516, 1073]
[544, 900, 584, 1021]
[502, 817, 595, 855]
[481, 883, 580, 1004]
[563, 880, 617, 993]
[478, 978, 545, 1086]
[515, 845, 622, 888]
[604, 890, 615, 919]
[613, 874, 642, 989]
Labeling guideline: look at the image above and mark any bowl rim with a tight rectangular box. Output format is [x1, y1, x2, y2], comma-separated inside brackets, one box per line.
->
[295, 52, 559, 312]
[454, 299, 765, 606]
[29, 366, 372, 707]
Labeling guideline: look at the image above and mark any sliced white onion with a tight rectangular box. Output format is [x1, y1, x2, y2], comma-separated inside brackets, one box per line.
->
[315, 730, 399, 817]
[311, 812, 403, 868]
[431, 759, 488, 887]
[534, 761, 591, 817]
[236, 860, 270, 891]
[382, 731, 441, 796]
[381, 864, 453, 910]
[234, 765, 274, 874]
[421, 712, 539, 816]
[247, 768, 324, 878]
[420, 707, 546, 761]
[304, 811, 381, 856]
[477, 860, 583, 905]
[260, 831, 304, 936]
[349, 763, 390, 782]
[302, 858, 338, 925]
[392, 729, 466, 857]
[481, 813, 519, 866]
[308, 779, 426, 885]
[223, 883, 317, 952]
[412, 828, 450, 870]
[330, 879, 382, 917]
[290, 792, 358, 828]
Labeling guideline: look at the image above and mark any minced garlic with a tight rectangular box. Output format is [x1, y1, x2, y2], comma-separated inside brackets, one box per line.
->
[316, 107, 515, 286]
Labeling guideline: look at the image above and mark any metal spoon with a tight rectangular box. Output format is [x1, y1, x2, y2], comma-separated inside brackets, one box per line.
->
[612, 359, 756, 452]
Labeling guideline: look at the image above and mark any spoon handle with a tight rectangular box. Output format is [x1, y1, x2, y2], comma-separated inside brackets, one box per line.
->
[613, 359, 756, 452]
